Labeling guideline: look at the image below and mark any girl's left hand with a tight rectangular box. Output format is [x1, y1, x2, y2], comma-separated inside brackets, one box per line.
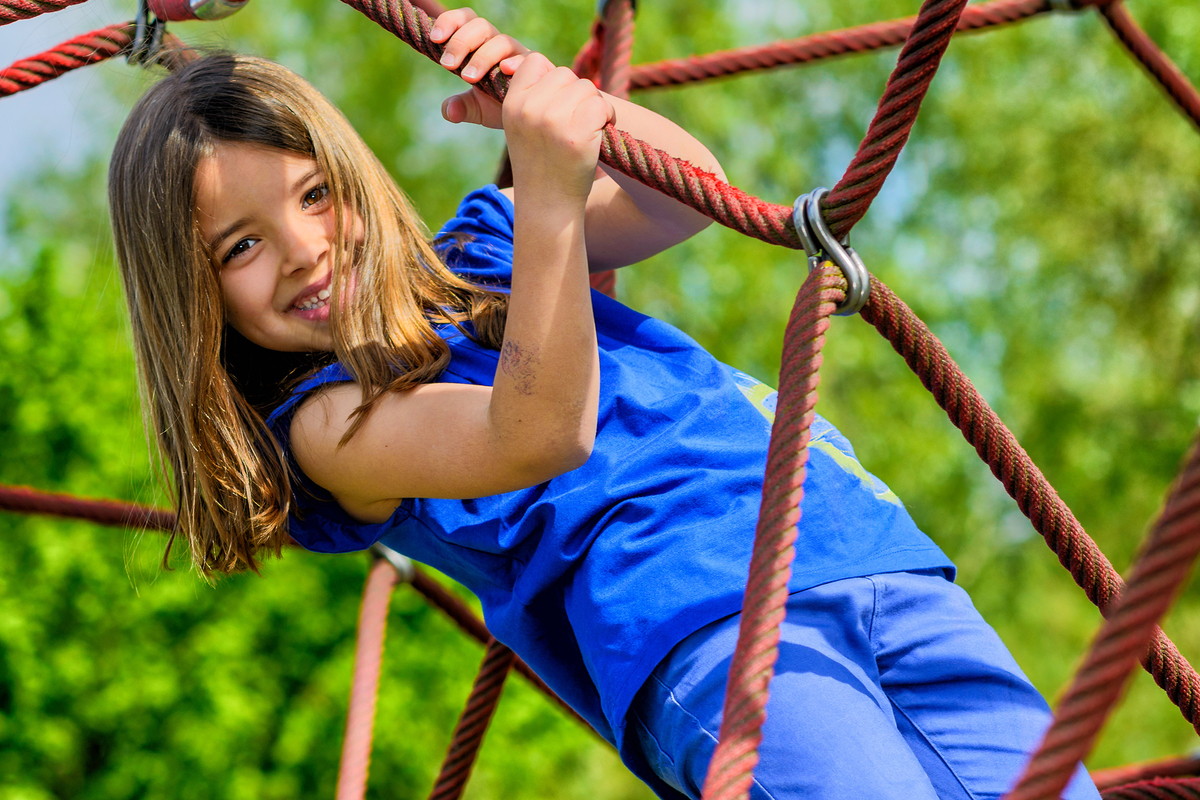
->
[432, 8, 529, 129]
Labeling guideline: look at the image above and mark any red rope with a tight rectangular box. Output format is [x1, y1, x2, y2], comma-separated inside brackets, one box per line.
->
[342, 0, 970, 251]
[336, 557, 404, 800]
[339, 0, 803, 249]
[821, 0, 970, 239]
[1101, 778, 1200, 800]
[858, 279, 1200, 731]
[585, 0, 636, 300]
[407, 567, 599, 737]
[0, 25, 194, 98]
[699, 264, 845, 800]
[597, 0, 635, 101]
[629, 0, 1053, 91]
[1098, 1, 1200, 132]
[427, 638, 517, 800]
[1094, 756, 1200, 791]
[1005, 439, 1200, 800]
[0, 0, 86, 26]
[0, 481, 601, 738]
[0, 483, 174, 531]
[0, 23, 132, 98]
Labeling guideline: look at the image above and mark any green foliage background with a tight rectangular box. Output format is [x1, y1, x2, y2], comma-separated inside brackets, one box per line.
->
[1, 0, 1199, 796]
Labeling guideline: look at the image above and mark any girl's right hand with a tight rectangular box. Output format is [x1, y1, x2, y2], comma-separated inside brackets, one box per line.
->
[433, 8, 528, 130]
[501, 53, 616, 202]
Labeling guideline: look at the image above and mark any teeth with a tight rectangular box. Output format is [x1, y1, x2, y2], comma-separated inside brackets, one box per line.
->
[295, 293, 330, 311]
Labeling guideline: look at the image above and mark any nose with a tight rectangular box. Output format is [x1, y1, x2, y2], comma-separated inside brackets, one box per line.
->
[280, 214, 331, 277]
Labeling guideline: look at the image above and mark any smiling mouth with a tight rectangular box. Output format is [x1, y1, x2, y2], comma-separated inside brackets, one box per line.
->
[293, 288, 331, 312]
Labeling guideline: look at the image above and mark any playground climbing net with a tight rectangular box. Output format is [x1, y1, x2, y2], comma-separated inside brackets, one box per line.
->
[3, 0, 1200, 798]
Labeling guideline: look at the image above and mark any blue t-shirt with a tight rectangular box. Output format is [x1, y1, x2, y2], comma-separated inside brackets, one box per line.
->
[266, 185, 953, 762]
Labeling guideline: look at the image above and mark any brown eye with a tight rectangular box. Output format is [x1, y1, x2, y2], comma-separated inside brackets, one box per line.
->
[223, 237, 257, 264]
[302, 184, 329, 209]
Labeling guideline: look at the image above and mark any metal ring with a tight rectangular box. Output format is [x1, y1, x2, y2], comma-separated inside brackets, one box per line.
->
[371, 542, 416, 584]
[791, 188, 870, 316]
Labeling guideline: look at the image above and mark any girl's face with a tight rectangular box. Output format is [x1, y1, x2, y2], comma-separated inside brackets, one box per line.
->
[196, 142, 354, 353]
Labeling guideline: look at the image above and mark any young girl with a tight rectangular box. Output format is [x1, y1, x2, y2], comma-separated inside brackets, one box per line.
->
[107, 10, 1100, 800]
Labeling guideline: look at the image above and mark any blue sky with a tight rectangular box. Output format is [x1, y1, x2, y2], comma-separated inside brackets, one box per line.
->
[1, 0, 125, 215]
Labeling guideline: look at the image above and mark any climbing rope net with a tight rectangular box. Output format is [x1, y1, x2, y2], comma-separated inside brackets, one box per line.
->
[2, 0, 1200, 798]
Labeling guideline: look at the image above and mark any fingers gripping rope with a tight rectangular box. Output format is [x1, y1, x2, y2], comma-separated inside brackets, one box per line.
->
[343, 0, 803, 246]
[342, 0, 970, 251]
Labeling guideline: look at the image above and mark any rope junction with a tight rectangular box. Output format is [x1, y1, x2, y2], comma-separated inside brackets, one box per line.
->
[2, 0, 1200, 798]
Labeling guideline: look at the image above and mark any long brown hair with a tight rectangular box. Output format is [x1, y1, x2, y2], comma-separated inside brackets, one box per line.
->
[108, 53, 507, 576]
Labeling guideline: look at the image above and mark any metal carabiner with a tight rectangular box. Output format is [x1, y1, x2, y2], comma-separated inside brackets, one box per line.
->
[371, 542, 416, 584]
[791, 187, 870, 316]
[127, 0, 165, 66]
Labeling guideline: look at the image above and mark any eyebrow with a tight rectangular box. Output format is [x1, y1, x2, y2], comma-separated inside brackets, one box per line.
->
[208, 216, 252, 255]
[205, 168, 325, 254]
[291, 167, 323, 195]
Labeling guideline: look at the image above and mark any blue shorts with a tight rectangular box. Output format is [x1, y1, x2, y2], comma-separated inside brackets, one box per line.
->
[627, 570, 1101, 800]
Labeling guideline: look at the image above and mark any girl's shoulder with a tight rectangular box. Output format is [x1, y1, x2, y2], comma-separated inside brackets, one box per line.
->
[264, 361, 355, 442]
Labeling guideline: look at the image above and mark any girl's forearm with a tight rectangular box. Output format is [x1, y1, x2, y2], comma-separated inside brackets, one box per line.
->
[489, 193, 600, 480]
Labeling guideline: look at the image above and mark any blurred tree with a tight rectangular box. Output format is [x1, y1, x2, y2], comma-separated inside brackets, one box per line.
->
[1, 0, 1199, 796]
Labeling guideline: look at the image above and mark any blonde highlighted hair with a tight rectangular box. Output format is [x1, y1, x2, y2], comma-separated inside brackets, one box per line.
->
[108, 53, 507, 576]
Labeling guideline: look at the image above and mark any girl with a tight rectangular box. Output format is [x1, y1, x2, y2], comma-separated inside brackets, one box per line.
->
[107, 10, 1100, 800]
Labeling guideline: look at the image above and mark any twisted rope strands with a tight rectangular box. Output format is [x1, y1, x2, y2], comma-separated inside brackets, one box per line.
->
[699, 264, 845, 800]
[1093, 756, 1200, 791]
[597, 0, 634, 101]
[589, 0, 636, 299]
[0, 23, 132, 97]
[820, 0, 970, 240]
[629, 0, 1052, 91]
[1101, 778, 1200, 800]
[858, 278, 1200, 731]
[0, 0, 85, 26]
[407, 567, 601, 738]
[427, 639, 517, 800]
[337, 557, 405, 800]
[1005, 440, 1200, 800]
[597, 124, 799, 247]
[0, 25, 193, 98]
[408, 0, 444, 18]
[1098, 1, 1200, 132]
[338, 0, 805, 250]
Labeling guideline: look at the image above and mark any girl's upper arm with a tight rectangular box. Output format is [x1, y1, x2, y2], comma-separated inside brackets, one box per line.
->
[289, 381, 588, 523]
[499, 174, 708, 272]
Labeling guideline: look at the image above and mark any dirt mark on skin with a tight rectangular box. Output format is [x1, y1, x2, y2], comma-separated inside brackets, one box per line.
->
[500, 340, 541, 396]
